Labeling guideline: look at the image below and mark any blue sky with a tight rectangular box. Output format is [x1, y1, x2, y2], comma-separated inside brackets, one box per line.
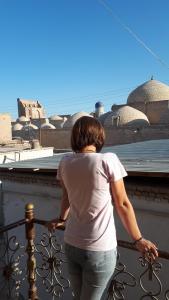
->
[0, 0, 169, 119]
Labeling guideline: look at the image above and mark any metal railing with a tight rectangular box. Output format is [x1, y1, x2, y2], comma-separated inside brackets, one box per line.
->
[0, 203, 169, 300]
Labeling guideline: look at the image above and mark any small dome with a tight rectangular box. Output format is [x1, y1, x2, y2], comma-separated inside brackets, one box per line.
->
[127, 79, 169, 104]
[63, 112, 92, 128]
[13, 123, 23, 131]
[17, 116, 29, 122]
[102, 106, 149, 127]
[41, 118, 56, 129]
[49, 115, 63, 121]
[23, 124, 38, 130]
[95, 101, 104, 108]
[41, 123, 56, 129]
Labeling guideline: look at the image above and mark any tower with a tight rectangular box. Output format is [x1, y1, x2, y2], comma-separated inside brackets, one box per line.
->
[95, 102, 104, 118]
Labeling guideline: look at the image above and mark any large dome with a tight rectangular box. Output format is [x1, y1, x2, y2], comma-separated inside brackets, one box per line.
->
[100, 106, 149, 127]
[127, 79, 169, 104]
[63, 112, 92, 128]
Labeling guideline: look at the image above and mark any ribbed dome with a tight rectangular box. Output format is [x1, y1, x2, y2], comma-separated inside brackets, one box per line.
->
[63, 112, 92, 128]
[13, 123, 23, 131]
[127, 80, 169, 104]
[102, 106, 149, 127]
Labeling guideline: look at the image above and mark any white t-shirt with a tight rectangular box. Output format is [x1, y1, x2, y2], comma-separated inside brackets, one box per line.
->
[57, 152, 127, 251]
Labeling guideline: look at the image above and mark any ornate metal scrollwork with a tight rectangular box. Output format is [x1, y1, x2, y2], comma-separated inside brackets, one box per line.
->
[165, 289, 169, 300]
[139, 256, 162, 299]
[35, 231, 70, 299]
[107, 253, 137, 299]
[0, 232, 25, 299]
[1, 205, 169, 300]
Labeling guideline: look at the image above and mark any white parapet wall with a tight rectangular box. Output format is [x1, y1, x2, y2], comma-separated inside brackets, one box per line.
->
[0, 147, 54, 164]
[0, 113, 12, 142]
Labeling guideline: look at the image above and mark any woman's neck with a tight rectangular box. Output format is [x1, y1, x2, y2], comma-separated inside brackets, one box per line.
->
[80, 145, 96, 153]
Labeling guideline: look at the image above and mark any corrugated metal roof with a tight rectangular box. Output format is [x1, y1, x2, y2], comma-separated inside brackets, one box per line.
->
[104, 140, 169, 177]
[0, 139, 169, 177]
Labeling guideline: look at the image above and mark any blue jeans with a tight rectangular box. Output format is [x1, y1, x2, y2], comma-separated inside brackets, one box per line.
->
[65, 243, 117, 300]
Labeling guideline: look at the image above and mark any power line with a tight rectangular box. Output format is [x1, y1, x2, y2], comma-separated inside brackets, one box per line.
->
[3, 79, 169, 115]
[98, 0, 169, 69]
[0, 86, 135, 111]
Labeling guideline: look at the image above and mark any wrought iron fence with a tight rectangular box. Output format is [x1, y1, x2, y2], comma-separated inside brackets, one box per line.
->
[0, 203, 169, 300]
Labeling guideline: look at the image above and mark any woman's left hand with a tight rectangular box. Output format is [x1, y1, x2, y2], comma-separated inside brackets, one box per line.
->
[135, 238, 158, 260]
[46, 218, 66, 232]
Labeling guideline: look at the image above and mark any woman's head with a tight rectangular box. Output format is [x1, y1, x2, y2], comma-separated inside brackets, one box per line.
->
[71, 116, 105, 153]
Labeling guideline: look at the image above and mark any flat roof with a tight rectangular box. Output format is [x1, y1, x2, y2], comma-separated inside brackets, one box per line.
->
[0, 139, 169, 177]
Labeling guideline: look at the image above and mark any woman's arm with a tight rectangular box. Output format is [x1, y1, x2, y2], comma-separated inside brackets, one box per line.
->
[111, 178, 158, 258]
[47, 181, 70, 231]
[59, 181, 70, 221]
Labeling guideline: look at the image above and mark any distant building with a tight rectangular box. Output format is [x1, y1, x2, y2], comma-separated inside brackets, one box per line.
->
[0, 113, 12, 143]
[12, 78, 169, 149]
[127, 79, 169, 124]
[17, 98, 46, 119]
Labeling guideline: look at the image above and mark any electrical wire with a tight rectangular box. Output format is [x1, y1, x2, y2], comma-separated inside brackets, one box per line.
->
[98, 0, 169, 69]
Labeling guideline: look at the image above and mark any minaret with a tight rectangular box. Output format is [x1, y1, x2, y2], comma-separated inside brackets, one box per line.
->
[95, 102, 104, 118]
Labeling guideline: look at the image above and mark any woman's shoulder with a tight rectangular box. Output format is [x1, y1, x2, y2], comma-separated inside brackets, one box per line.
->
[59, 152, 74, 163]
[101, 152, 118, 161]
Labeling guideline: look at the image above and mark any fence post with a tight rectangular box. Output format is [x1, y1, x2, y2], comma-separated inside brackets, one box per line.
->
[25, 203, 38, 300]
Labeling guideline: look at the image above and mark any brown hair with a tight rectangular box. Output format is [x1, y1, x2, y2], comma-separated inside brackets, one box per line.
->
[71, 116, 105, 152]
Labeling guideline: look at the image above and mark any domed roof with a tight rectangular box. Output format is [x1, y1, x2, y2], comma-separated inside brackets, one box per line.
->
[63, 112, 92, 128]
[41, 123, 56, 129]
[13, 123, 23, 131]
[127, 79, 169, 104]
[101, 106, 149, 127]
[95, 101, 104, 108]
[17, 116, 29, 122]
[23, 124, 38, 130]
[49, 114, 63, 121]
[41, 118, 56, 129]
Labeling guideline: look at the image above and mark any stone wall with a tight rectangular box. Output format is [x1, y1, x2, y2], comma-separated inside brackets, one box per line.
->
[129, 100, 169, 125]
[12, 123, 169, 149]
[40, 128, 71, 149]
[13, 128, 39, 141]
[146, 100, 169, 124]
[105, 125, 169, 145]
[38, 125, 169, 149]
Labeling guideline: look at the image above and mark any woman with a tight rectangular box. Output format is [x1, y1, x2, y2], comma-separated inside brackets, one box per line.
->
[49, 116, 158, 300]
